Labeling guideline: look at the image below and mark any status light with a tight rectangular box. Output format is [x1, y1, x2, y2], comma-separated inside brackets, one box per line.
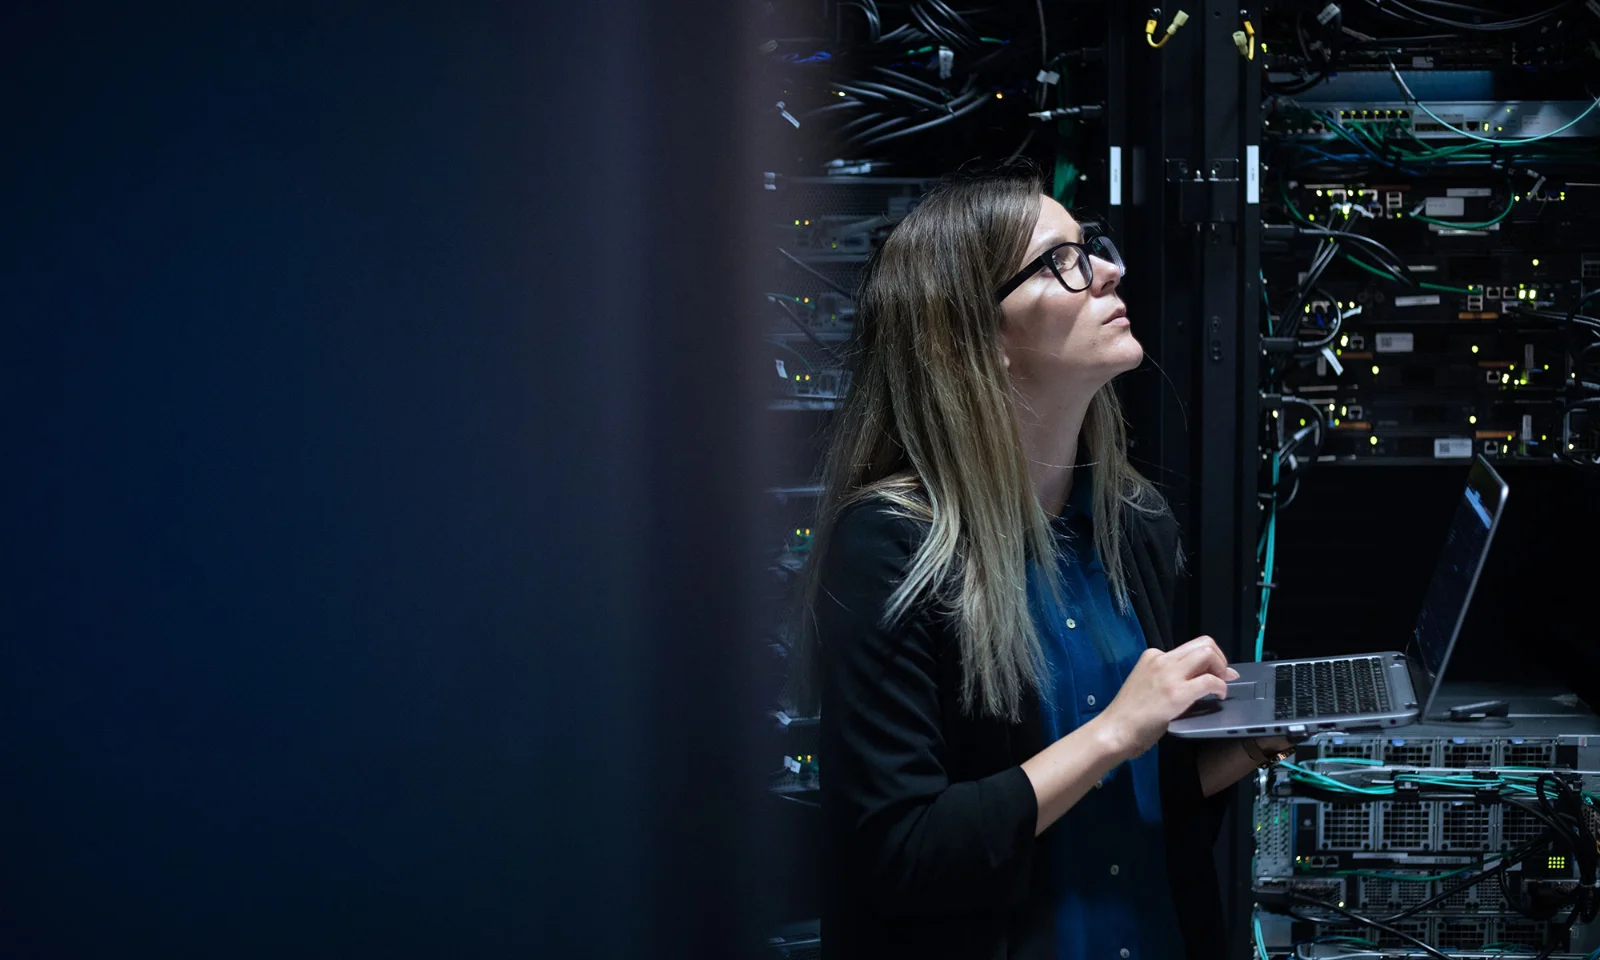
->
[1369, 436, 1379, 446]
[1471, 345, 1479, 354]
[1550, 856, 1568, 869]
[1469, 415, 1477, 424]
[1532, 258, 1540, 266]
[1371, 365, 1380, 375]
[1502, 373, 1511, 384]
[1340, 334, 1349, 347]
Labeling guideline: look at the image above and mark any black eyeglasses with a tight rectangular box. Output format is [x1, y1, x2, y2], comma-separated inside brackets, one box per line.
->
[994, 235, 1124, 302]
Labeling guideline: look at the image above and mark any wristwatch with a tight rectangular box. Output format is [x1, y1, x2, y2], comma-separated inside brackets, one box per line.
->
[1241, 739, 1294, 769]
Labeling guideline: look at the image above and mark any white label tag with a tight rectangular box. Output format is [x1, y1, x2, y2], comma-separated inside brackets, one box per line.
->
[1394, 294, 1441, 307]
[1317, 3, 1341, 24]
[1446, 187, 1492, 197]
[1246, 144, 1260, 204]
[938, 45, 953, 79]
[783, 756, 802, 773]
[775, 359, 788, 379]
[1434, 438, 1473, 458]
[1321, 346, 1344, 376]
[1036, 69, 1060, 85]
[1424, 196, 1465, 216]
[1109, 146, 1122, 206]
[1375, 333, 1415, 353]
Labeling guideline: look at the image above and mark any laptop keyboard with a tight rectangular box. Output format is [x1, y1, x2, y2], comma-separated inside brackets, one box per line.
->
[1273, 657, 1392, 720]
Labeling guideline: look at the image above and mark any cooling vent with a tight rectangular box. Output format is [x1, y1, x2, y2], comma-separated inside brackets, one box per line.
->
[1319, 738, 1379, 761]
[1442, 739, 1496, 768]
[1433, 918, 1491, 949]
[1501, 739, 1555, 768]
[1359, 875, 1433, 910]
[1320, 803, 1374, 850]
[1382, 738, 1437, 767]
[1499, 807, 1546, 849]
[1495, 919, 1556, 950]
[1582, 254, 1600, 280]
[1440, 801, 1492, 851]
[1380, 801, 1435, 851]
[1376, 919, 1430, 949]
[1438, 879, 1478, 911]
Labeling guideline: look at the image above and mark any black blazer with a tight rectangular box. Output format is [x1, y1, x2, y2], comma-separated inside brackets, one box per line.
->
[817, 499, 1231, 960]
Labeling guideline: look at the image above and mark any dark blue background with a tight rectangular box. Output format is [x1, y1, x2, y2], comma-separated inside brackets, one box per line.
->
[3, 3, 772, 956]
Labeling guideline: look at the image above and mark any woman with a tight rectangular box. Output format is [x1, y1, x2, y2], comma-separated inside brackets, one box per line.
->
[800, 165, 1291, 960]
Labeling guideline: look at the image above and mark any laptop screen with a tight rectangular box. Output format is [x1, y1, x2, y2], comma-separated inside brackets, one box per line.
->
[1406, 457, 1508, 715]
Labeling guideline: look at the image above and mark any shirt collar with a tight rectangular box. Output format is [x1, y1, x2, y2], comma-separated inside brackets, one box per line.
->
[1053, 448, 1095, 528]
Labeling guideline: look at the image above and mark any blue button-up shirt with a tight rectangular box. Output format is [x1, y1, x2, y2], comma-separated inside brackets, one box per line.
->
[1028, 466, 1184, 960]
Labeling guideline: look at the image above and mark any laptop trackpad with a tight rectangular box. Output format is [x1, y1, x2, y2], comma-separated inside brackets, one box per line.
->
[1226, 681, 1261, 699]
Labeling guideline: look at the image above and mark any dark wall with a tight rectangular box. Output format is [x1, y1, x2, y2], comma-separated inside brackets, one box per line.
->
[1267, 464, 1600, 709]
[3, 3, 771, 957]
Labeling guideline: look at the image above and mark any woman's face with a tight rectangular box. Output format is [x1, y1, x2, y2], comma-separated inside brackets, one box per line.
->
[997, 195, 1142, 394]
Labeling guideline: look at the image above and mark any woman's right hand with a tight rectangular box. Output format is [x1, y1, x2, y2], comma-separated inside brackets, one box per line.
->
[1095, 636, 1238, 761]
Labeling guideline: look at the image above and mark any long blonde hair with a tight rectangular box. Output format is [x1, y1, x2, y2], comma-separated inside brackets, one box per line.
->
[798, 165, 1168, 721]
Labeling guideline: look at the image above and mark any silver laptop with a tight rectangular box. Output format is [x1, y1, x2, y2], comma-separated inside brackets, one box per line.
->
[1168, 455, 1508, 739]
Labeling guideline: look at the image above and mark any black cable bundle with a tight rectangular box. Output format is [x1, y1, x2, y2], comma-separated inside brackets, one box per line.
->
[774, 0, 1057, 163]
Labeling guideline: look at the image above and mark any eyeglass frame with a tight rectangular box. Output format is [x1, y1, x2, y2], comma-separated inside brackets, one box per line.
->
[993, 235, 1124, 303]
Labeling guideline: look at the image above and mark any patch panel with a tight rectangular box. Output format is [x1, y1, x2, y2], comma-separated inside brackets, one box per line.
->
[1308, 101, 1600, 140]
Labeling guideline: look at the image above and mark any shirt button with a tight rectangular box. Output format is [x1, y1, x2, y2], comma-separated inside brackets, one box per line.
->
[1120, 950, 1131, 959]
[1086, 694, 1097, 707]
[1065, 618, 1077, 629]
[1109, 864, 1119, 876]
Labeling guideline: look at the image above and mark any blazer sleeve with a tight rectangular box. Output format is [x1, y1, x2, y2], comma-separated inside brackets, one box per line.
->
[1138, 510, 1233, 844]
[818, 502, 1039, 919]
